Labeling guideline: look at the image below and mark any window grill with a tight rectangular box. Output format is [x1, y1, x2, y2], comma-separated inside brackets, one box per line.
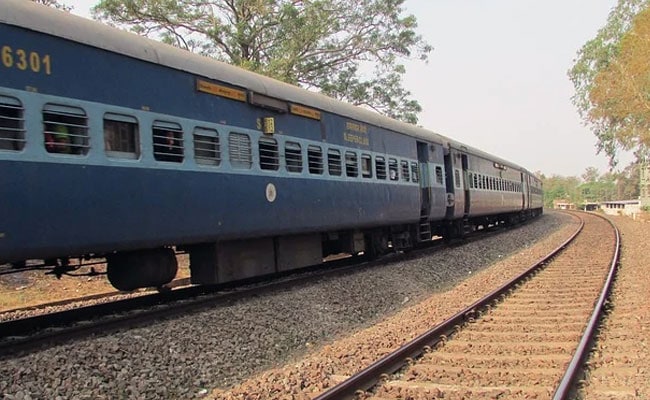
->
[43, 104, 89, 155]
[308, 145, 324, 174]
[193, 127, 221, 166]
[285, 141, 302, 173]
[376, 156, 387, 180]
[400, 160, 410, 181]
[361, 154, 372, 178]
[328, 149, 342, 176]
[411, 162, 419, 183]
[104, 113, 139, 159]
[345, 151, 358, 177]
[435, 166, 444, 185]
[0, 96, 25, 151]
[153, 121, 184, 163]
[259, 137, 279, 170]
[229, 132, 252, 169]
[388, 158, 398, 181]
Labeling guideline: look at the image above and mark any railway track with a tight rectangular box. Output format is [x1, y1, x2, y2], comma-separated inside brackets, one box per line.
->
[315, 211, 619, 400]
[0, 218, 530, 357]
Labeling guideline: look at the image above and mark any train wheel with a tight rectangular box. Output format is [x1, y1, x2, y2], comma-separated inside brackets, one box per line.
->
[107, 248, 178, 291]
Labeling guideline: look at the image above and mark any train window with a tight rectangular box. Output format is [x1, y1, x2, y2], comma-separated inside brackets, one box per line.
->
[328, 149, 342, 176]
[104, 113, 139, 159]
[193, 127, 221, 166]
[361, 154, 372, 178]
[376, 156, 387, 180]
[345, 151, 358, 177]
[411, 162, 419, 183]
[285, 141, 303, 173]
[0, 96, 25, 151]
[454, 170, 461, 189]
[43, 104, 89, 155]
[401, 160, 410, 181]
[435, 166, 443, 185]
[388, 158, 398, 181]
[153, 121, 184, 163]
[259, 137, 279, 170]
[229, 132, 252, 169]
[308, 145, 324, 174]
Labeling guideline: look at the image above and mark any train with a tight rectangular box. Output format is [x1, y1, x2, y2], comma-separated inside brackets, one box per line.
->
[0, 0, 543, 291]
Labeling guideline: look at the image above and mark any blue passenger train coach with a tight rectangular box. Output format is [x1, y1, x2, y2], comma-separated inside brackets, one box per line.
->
[0, 0, 543, 291]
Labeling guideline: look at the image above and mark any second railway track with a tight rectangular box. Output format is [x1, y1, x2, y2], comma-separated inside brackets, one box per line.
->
[316, 211, 619, 400]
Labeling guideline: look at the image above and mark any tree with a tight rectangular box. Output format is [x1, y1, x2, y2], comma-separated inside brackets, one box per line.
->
[614, 162, 640, 199]
[589, 7, 650, 158]
[541, 174, 582, 208]
[32, 0, 72, 11]
[582, 166, 600, 183]
[92, 0, 432, 124]
[568, 0, 650, 165]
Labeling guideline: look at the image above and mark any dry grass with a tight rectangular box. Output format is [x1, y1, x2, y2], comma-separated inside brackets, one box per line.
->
[0, 254, 191, 312]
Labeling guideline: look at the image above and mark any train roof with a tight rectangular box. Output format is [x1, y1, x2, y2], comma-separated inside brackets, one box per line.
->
[1, 0, 532, 174]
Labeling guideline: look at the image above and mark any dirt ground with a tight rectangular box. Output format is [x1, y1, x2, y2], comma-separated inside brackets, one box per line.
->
[0, 254, 191, 312]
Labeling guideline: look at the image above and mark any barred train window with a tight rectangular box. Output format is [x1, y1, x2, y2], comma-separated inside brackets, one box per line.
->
[411, 162, 419, 183]
[43, 104, 89, 155]
[435, 166, 443, 185]
[229, 132, 252, 169]
[361, 154, 372, 178]
[400, 161, 410, 181]
[308, 145, 323, 175]
[328, 149, 342, 176]
[345, 151, 358, 177]
[193, 127, 220, 166]
[104, 113, 139, 159]
[376, 156, 387, 180]
[153, 121, 183, 163]
[259, 137, 279, 170]
[388, 158, 398, 181]
[0, 96, 25, 151]
[285, 141, 302, 173]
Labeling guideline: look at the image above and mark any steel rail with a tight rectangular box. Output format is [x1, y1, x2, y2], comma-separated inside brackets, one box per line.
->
[552, 213, 621, 399]
[314, 213, 585, 400]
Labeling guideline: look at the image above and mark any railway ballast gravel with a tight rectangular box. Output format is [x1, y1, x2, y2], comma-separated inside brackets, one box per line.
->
[1, 212, 569, 399]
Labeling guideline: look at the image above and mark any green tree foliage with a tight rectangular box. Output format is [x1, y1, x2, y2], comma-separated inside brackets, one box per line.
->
[589, 7, 650, 158]
[32, 0, 72, 11]
[540, 174, 582, 208]
[568, 0, 650, 164]
[541, 165, 640, 208]
[92, 0, 432, 124]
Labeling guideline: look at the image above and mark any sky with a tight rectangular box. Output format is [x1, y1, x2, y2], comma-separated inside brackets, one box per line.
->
[62, 0, 625, 177]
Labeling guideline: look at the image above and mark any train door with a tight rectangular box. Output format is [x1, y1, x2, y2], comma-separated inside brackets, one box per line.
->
[461, 154, 470, 216]
[417, 142, 431, 226]
[520, 172, 527, 210]
[442, 149, 460, 219]
[523, 173, 530, 210]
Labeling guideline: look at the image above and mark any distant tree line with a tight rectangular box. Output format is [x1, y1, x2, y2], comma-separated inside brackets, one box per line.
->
[538, 164, 640, 208]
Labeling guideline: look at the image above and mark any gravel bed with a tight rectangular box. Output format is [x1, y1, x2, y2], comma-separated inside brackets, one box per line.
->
[581, 215, 650, 399]
[0, 212, 570, 400]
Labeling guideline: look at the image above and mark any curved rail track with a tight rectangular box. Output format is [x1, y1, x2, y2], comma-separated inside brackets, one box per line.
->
[315, 211, 620, 400]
